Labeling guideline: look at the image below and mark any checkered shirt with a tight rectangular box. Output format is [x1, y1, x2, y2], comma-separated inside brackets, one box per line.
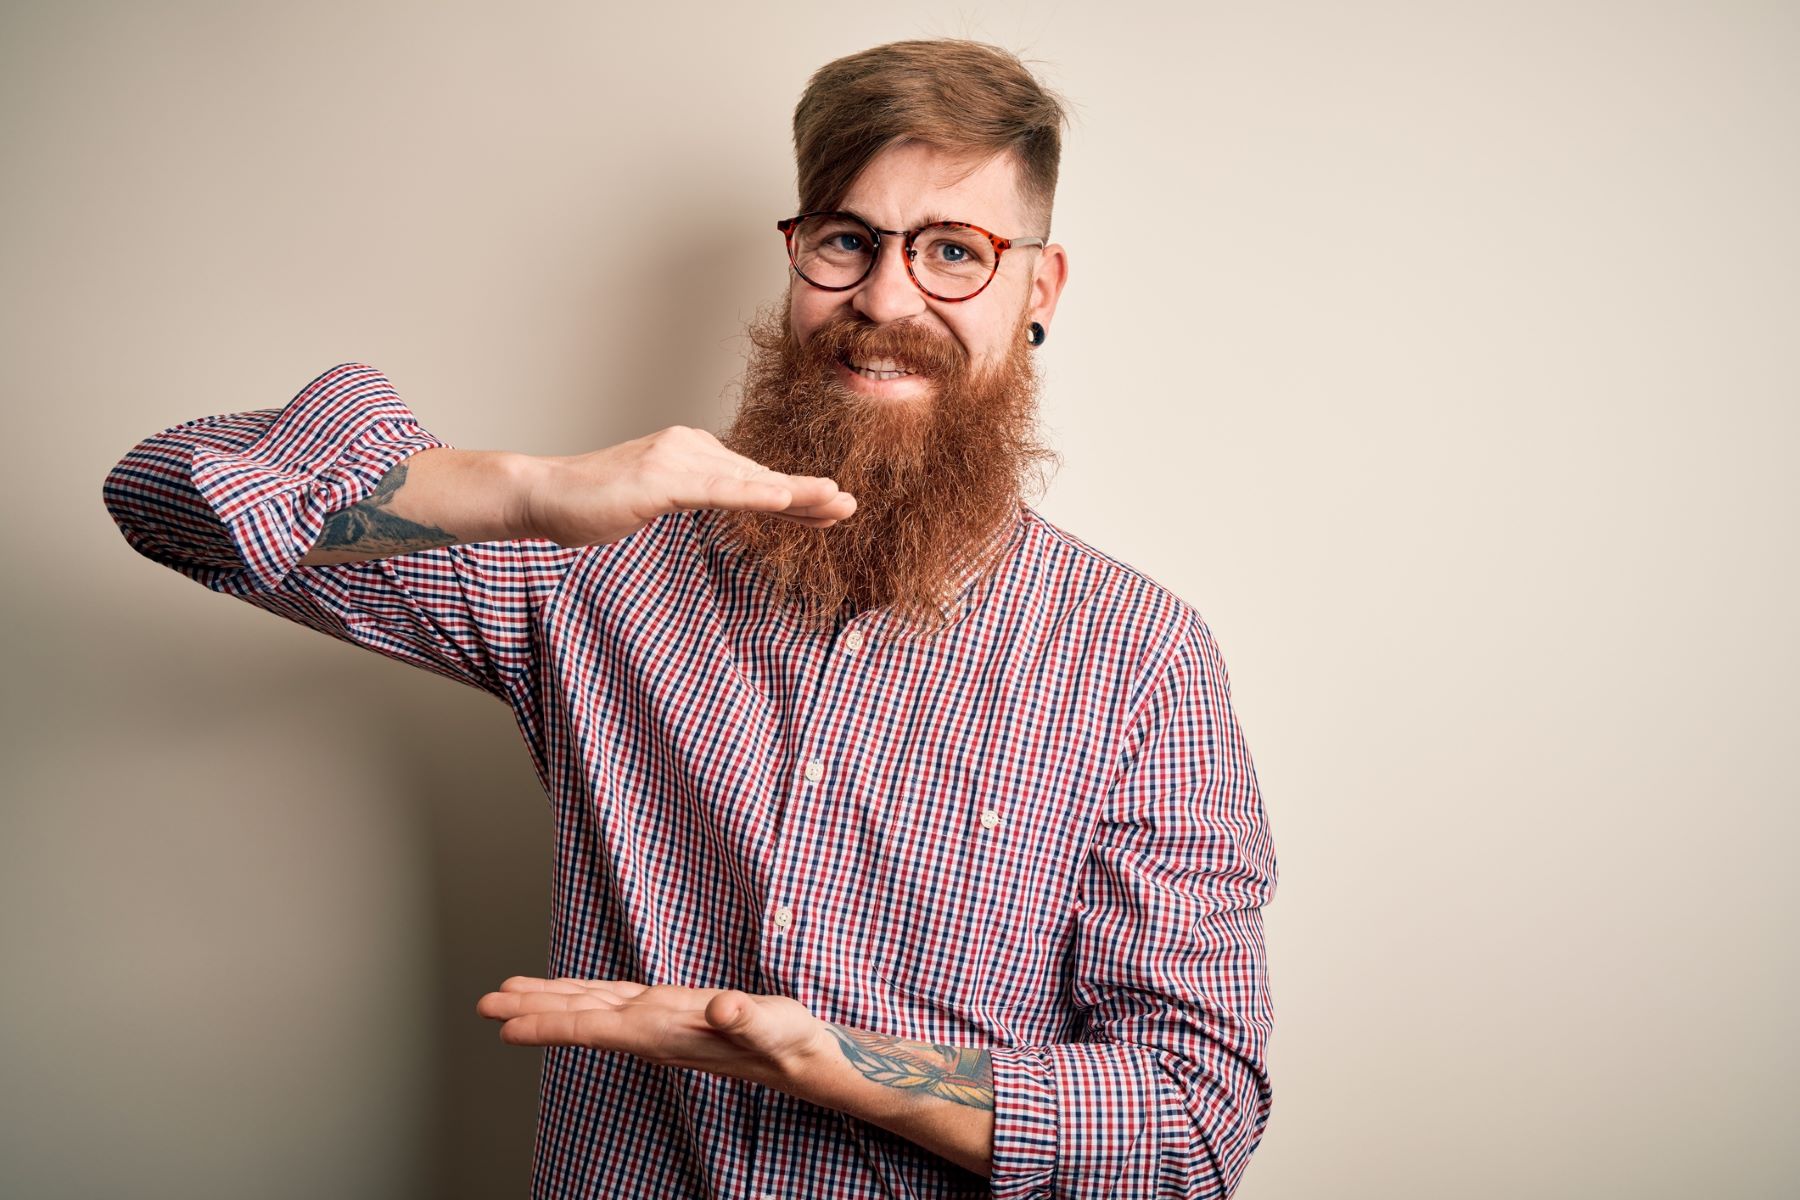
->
[103, 362, 1278, 1198]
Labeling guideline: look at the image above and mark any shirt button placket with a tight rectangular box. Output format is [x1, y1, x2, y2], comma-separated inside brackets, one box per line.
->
[767, 632, 851, 1002]
[775, 760, 825, 937]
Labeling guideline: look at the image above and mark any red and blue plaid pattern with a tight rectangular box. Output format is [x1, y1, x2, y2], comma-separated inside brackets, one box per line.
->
[104, 363, 1278, 1198]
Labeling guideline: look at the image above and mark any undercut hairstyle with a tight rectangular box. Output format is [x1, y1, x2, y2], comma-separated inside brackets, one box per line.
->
[792, 39, 1072, 237]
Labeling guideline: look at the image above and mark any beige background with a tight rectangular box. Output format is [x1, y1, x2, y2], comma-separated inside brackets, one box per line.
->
[3, 1, 1795, 1196]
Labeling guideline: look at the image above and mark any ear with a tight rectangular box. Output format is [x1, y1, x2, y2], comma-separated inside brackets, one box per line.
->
[1027, 243, 1070, 334]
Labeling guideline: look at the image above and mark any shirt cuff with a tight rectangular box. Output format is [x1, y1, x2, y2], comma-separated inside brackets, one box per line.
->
[989, 1043, 1058, 1198]
[189, 362, 449, 592]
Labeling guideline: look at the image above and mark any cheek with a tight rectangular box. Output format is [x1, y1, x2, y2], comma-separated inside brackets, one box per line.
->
[951, 306, 1034, 381]
[789, 287, 842, 345]
[949, 319, 1005, 372]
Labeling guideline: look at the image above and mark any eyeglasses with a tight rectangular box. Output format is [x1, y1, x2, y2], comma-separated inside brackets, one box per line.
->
[777, 210, 1045, 302]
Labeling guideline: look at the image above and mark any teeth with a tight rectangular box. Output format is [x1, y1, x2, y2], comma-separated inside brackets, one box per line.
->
[846, 356, 914, 381]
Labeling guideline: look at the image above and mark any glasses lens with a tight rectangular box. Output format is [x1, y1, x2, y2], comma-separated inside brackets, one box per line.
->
[912, 223, 998, 299]
[790, 214, 876, 288]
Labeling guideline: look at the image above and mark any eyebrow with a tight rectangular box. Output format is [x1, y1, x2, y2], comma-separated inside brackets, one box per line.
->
[848, 208, 966, 230]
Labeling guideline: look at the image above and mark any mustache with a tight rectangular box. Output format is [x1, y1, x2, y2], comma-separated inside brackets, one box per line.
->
[800, 316, 969, 379]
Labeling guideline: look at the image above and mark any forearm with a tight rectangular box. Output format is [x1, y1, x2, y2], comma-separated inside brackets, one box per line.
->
[300, 447, 540, 564]
[786, 1021, 994, 1178]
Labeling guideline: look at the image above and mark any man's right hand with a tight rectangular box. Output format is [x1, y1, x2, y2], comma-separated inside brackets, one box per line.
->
[521, 425, 856, 548]
[299, 428, 856, 566]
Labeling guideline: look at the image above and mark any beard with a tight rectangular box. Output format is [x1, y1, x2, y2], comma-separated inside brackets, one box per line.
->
[716, 299, 1059, 639]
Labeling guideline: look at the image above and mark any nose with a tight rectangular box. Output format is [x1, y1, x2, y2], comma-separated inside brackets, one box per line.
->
[850, 233, 929, 325]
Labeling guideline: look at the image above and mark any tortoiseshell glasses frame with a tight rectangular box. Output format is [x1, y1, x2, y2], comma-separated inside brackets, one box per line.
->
[777, 210, 1047, 302]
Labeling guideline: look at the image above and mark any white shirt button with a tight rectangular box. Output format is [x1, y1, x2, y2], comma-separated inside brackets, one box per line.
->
[979, 808, 1001, 830]
[842, 628, 864, 651]
[803, 759, 824, 783]
[772, 905, 792, 930]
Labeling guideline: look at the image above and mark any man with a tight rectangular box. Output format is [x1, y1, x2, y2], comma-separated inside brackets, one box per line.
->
[103, 38, 1276, 1200]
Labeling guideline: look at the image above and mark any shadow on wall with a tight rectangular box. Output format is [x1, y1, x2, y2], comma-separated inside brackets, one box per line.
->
[377, 679, 552, 1200]
[565, 169, 790, 446]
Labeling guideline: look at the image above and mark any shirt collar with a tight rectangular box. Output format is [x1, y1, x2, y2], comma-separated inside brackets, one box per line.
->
[931, 502, 1025, 621]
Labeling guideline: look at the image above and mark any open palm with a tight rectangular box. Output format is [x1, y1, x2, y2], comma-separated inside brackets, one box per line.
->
[476, 977, 828, 1094]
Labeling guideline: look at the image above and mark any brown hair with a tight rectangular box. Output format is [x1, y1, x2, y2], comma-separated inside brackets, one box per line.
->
[792, 39, 1072, 237]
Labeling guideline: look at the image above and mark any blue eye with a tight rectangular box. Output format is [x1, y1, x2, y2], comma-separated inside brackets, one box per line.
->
[938, 243, 968, 262]
[828, 233, 867, 253]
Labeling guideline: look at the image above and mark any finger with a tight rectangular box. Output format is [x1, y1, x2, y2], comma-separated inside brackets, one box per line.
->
[672, 463, 855, 516]
[771, 474, 852, 510]
[551, 977, 647, 997]
[760, 495, 858, 526]
[497, 977, 649, 995]
[705, 446, 826, 492]
[694, 436, 855, 502]
[702, 991, 787, 1060]
[717, 456, 848, 511]
[671, 475, 794, 514]
[478, 990, 616, 1020]
[497, 1009, 620, 1048]
[783, 491, 857, 520]
[704, 990, 755, 1034]
[498, 1004, 684, 1053]
[499, 976, 584, 994]
[584, 980, 651, 999]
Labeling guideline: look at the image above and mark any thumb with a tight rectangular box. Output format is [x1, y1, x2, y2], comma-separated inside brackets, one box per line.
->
[705, 990, 768, 1046]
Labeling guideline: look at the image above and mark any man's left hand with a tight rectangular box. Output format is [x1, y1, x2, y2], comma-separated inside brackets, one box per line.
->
[475, 977, 829, 1094]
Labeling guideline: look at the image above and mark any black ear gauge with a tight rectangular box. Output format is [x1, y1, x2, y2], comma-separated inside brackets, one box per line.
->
[1027, 321, 1046, 346]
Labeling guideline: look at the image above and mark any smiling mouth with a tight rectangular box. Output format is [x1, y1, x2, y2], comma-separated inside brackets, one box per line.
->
[837, 353, 919, 381]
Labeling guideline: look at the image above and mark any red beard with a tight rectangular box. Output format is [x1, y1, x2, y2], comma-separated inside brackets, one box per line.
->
[716, 301, 1059, 637]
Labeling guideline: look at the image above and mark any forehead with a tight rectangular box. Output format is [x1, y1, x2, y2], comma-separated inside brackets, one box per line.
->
[837, 141, 1027, 232]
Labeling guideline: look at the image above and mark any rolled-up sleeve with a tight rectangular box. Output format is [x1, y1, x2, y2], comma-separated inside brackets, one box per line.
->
[989, 611, 1277, 1198]
[102, 361, 580, 700]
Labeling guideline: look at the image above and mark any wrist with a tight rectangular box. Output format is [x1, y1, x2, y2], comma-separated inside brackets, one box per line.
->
[781, 1021, 904, 1124]
[503, 452, 557, 541]
[770, 1021, 850, 1112]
